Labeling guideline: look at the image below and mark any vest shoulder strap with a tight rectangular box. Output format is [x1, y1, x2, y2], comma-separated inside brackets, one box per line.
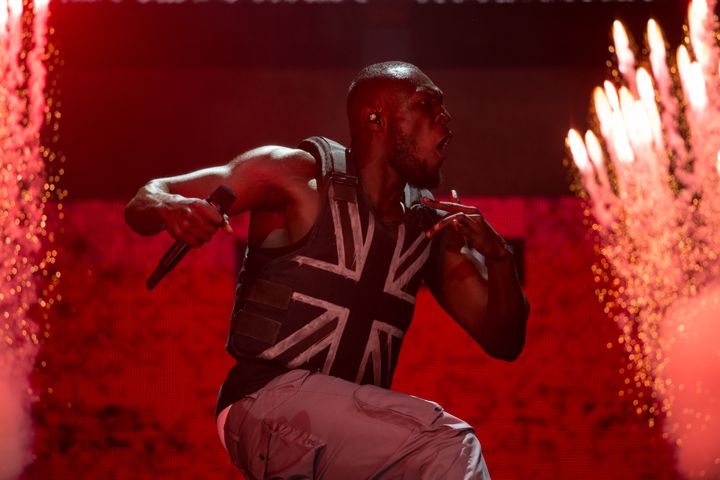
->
[403, 185, 433, 208]
[298, 136, 430, 208]
[297, 136, 357, 186]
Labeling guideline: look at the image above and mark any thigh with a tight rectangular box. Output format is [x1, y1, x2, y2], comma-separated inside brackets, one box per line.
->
[223, 370, 469, 480]
[224, 370, 321, 479]
[280, 375, 433, 478]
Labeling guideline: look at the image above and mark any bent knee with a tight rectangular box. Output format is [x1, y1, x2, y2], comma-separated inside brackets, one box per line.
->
[460, 431, 482, 456]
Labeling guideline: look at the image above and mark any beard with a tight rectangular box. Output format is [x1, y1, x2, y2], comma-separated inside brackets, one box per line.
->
[388, 126, 442, 189]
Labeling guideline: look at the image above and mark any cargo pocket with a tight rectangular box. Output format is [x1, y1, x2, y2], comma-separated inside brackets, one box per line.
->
[224, 397, 259, 478]
[247, 420, 326, 480]
[353, 384, 445, 432]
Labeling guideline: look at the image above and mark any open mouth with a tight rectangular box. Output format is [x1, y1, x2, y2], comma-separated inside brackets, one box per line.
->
[436, 134, 453, 153]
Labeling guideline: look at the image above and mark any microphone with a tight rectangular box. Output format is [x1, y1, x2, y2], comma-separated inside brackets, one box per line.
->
[146, 185, 236, 290]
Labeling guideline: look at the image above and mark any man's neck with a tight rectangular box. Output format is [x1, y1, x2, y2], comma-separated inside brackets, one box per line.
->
[351, 141, 406, 222]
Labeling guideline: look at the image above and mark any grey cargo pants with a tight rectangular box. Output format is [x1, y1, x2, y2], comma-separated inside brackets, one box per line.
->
[218, 369, 490, 479]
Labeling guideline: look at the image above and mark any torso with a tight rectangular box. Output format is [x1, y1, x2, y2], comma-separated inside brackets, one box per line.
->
[248, 175, 321, 249]
[247, 175, 404, 250]
[218, 144, 441, 425]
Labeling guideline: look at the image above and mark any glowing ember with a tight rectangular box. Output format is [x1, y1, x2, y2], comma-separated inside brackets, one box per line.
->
[567, 129, 590, 172]
[568, 1, 720, 477]
[0, 1, 59, 478]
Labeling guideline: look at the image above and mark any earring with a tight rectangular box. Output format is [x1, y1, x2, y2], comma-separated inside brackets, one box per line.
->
[368, 113, 380, 124]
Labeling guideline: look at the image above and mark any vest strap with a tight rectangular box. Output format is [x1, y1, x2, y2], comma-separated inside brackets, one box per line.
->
[240, 278, 293, 310]
[332, 183, 357, 204]
[298, 136, 357, 187]
[232, 310, 282, 345]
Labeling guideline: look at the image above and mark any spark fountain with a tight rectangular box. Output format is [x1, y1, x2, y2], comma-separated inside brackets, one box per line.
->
[0, 0, 61, 479]
[567, 1, 720, 477]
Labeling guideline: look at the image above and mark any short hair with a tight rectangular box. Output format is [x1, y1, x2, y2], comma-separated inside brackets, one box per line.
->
[347, 61, 422, 138]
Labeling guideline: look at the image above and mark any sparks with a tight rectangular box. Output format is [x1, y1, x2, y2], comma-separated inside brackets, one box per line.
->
[0, 1, 58, 479]
[566, 2, 720, 477]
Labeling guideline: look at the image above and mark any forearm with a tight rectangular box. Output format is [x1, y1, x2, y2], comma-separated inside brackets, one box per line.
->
[423, 196, 530, 361]
[124, 180, 178, 236]
[479, 252, 529, 361]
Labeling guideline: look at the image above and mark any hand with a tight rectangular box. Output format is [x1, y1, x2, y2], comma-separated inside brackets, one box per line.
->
[422, 190, 511, 260]
[160, 195, 233, 248]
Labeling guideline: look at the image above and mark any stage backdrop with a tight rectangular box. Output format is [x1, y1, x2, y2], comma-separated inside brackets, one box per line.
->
[22, 196, 678, 479]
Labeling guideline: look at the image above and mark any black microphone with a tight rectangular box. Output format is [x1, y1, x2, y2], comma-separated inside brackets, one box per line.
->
[146, 185, 236, 290]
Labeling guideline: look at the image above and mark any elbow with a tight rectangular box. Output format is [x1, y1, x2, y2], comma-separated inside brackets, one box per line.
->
[502, 298, 530, 361]
[482, 332, 525, 362]
[124, 200, 139, 230]
[495, 336, 525, 362]
[124, 199, 147, 234]
[124, 200, 136, 227]
[481, 299, 529, 362]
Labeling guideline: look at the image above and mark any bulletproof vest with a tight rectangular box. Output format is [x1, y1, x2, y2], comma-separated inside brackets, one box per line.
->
[226, 137, 437, 388]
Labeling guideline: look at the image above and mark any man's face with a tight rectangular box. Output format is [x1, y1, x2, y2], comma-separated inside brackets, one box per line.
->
[385, 72, 453, 189]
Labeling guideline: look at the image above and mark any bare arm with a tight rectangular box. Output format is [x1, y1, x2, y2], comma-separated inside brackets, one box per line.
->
[423, 196, 529, 361]
[125, 146, 316, 247]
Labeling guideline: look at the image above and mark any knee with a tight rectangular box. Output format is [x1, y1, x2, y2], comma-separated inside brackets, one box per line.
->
[448, 432, 487, 479]
[460, 431, 482, 457]
[416, 430, 487, 479]
[445, 430, 484, 466]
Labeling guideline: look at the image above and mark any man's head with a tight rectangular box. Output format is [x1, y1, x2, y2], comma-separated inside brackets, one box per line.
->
[347, 61, 452, 189]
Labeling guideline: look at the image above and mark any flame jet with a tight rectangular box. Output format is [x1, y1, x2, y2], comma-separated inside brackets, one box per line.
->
[567, 1, 720, 477]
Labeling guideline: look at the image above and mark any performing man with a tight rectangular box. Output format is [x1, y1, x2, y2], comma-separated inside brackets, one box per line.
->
[125, 61, 529, 479]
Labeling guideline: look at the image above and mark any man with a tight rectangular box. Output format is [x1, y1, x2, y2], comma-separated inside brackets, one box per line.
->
[125, 61, 529, 479]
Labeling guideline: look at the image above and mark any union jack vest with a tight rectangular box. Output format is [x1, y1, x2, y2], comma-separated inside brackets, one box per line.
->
[226, 137, 437, 388]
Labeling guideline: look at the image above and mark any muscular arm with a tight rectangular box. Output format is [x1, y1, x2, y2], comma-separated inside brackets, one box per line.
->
[125, 146, 316, 246]
[423, 199, 529, 361]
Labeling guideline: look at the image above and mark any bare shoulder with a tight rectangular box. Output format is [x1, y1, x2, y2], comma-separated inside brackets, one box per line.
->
[229, 145, 316, 180]
[157, 145, 315, 192]
[219, 145, 318, 215]
[237, 146, 320, 245]
[131, 145, 317, 224]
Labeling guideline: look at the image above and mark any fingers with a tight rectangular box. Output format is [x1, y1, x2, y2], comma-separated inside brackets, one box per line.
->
[187, 210, 220, 236]
[167, 198, 233, 247]
[194, 200, 233, 235]
[423, 190, 483, 239]
[169, 221, 211, 247]
[193, 200, 226, 227]
[422, 196, 478, 215]
[186, 224, 214, 245]
[222, 214, 233, 235]
[426, 212, 475, 238]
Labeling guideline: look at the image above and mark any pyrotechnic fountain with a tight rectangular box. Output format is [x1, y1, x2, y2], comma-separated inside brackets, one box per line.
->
[0, 0, 61, 478]
[567, 1, 720, 477]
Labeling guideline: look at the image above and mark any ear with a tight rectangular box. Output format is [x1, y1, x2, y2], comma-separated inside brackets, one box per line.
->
[360, 106, 385, 132]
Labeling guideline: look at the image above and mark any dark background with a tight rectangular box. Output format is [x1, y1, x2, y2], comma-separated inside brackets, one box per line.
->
[51, 0, 686, 199]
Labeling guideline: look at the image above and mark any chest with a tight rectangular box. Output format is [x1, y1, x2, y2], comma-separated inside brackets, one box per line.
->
[286, 182, 434, 306]
[247, 179, 411, 250]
